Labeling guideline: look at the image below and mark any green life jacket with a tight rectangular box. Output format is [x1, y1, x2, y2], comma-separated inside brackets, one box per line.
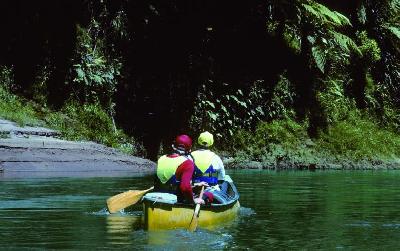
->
[156, 155, 187, 184]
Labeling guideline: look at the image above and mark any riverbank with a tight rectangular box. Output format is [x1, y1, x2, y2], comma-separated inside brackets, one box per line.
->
[0, 119, 156, 178]
[1, 117, 399, 178]
[222, 117, 400, 171]
[223, 156, 400, 170]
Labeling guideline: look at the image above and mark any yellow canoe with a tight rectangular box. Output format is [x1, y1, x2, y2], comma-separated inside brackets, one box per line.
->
[142, 176, 240, 230]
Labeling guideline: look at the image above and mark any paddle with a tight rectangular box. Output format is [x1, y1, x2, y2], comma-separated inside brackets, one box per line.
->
[107, 186, 154, 213]
[188, 186, 205, 232]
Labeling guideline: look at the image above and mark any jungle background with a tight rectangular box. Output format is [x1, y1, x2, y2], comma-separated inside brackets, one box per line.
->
[0, 0, 399, 169]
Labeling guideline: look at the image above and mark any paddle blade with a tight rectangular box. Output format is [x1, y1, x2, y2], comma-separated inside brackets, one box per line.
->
[107, 186, 154, 213]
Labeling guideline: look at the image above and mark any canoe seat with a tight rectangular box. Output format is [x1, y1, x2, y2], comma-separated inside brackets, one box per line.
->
[209, 180, 239, 205]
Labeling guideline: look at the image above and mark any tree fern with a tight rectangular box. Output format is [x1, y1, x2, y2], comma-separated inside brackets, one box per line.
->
[330, 31, 362, 55]
[302, 2, 351, 27]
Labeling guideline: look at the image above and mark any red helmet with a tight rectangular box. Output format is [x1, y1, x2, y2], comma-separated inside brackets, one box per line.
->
[174, 134, 192, 151]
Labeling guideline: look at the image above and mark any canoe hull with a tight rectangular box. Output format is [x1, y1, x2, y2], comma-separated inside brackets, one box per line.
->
[143, 200, 240, 230]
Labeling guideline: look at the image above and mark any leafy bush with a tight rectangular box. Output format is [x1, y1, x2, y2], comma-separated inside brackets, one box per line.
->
[0, 68, 42, 126]
[190, 76, 295, 147]
[45, 101, 144, 156]
[71, 19, 122, 113]
[356, 31, 381, 63]
[317, 116, 400, 160]
[231, 118, 315, 165]
[190, 80, 265, 142]
[0, 87, 41, 126]
[318, 79, 355, 124]
[231, 113, 400, 166]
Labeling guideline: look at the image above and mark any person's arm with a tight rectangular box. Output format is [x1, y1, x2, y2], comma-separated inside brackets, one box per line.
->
[176, 160, 194, 202]
[176, 160, 204, 204]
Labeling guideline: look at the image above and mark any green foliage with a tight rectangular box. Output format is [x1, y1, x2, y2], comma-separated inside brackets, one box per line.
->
[0, 87, 41, 126]
[264, 74, 296, 120]
[302, 2, 351, 26]
[356, 31, 381, 63]
[381, 104, 400, 131]
[190, 81, 259, 140]
[31, 64, 51, 106]
[317, 116, 400, 160]
[0, 68, 42, 126]
[364, 72, 380, 109]
[302, 2, 361, 73]
[0, 66, 15, 91]
[317, 79, 354, 124]
[311, 45, 327, 73]
[329, 31, 362, 56]
[231, 118, 316, 165]
[45, 101, 144, 156]
[72, 19, 122, 111]
[279, 1, 361, 74]
[190, 77, 295, 145]
[283, 25, 301, 54]
[386, 25, 400, 40]
[231, 113, 400, 166]
[0, 71, 144, 156]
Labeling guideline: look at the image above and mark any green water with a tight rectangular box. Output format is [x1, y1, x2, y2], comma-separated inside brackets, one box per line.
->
[1, 170, 400, 250]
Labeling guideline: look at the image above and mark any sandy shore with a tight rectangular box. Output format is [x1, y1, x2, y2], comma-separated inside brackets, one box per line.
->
[0, 119, 156, 178]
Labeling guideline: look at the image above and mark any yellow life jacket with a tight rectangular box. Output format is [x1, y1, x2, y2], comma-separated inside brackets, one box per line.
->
[156, 155, 187, 184]
[191, 150, 216, 173]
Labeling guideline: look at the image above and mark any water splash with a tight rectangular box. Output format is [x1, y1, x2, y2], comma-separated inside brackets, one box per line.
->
[89, 208, 143, 216]
[90, 207, 110, 215]
[239, 206, 256, 217]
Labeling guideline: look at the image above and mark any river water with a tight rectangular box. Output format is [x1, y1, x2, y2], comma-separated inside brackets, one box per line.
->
[1, 170, 400, 250]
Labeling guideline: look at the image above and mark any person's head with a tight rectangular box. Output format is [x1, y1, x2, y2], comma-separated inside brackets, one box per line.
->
[198, 131, 214, 148]
[172, 134, 192, 154]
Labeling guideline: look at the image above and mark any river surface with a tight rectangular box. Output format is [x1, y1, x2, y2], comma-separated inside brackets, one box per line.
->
[1, 170, 400, 250]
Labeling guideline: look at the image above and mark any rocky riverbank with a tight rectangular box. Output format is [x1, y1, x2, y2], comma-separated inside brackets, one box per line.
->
[0, 119, 156, 178]
[223, 154, 400, 170]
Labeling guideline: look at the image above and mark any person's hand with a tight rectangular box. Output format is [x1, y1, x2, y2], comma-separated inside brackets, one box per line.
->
[194, 197, 205, 205]
[193, 181, 209, 187]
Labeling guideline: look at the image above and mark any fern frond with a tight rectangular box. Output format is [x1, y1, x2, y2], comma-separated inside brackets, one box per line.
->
[302, 3, 351, 27]
[384, 25, 400, 40]
[329, 31, 362, 55]
[303, 3, 326, 22]
[333, 11, 351, 26]
[311, 45, 327, 73]
[390, 0, 400, 12]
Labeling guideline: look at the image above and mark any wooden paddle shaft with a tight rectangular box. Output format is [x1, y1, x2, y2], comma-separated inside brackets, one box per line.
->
[194, 186, 205, 216]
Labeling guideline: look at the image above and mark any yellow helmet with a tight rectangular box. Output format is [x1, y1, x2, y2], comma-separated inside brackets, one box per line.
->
[198, 131, 214, 147]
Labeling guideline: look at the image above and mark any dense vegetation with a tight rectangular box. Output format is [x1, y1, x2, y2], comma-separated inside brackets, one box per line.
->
[0, 0, 399, 168]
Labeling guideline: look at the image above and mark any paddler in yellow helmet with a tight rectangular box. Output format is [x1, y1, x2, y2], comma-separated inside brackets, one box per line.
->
[191, 131, 226, 191]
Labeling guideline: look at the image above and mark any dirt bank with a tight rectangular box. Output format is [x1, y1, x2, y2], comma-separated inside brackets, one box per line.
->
[0, 119, 156, 178]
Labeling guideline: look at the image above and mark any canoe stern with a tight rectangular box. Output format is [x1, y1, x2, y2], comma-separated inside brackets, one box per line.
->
[143, 201, 240, 230]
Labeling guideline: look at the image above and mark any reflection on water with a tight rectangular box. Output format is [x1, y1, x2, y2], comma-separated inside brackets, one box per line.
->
[143, 228, 234, 250]
[1, 171, 400, 249]
[106, 212, 142, 233]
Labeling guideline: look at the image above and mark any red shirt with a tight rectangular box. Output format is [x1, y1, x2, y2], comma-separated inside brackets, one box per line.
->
[168, 154, 194, 202]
